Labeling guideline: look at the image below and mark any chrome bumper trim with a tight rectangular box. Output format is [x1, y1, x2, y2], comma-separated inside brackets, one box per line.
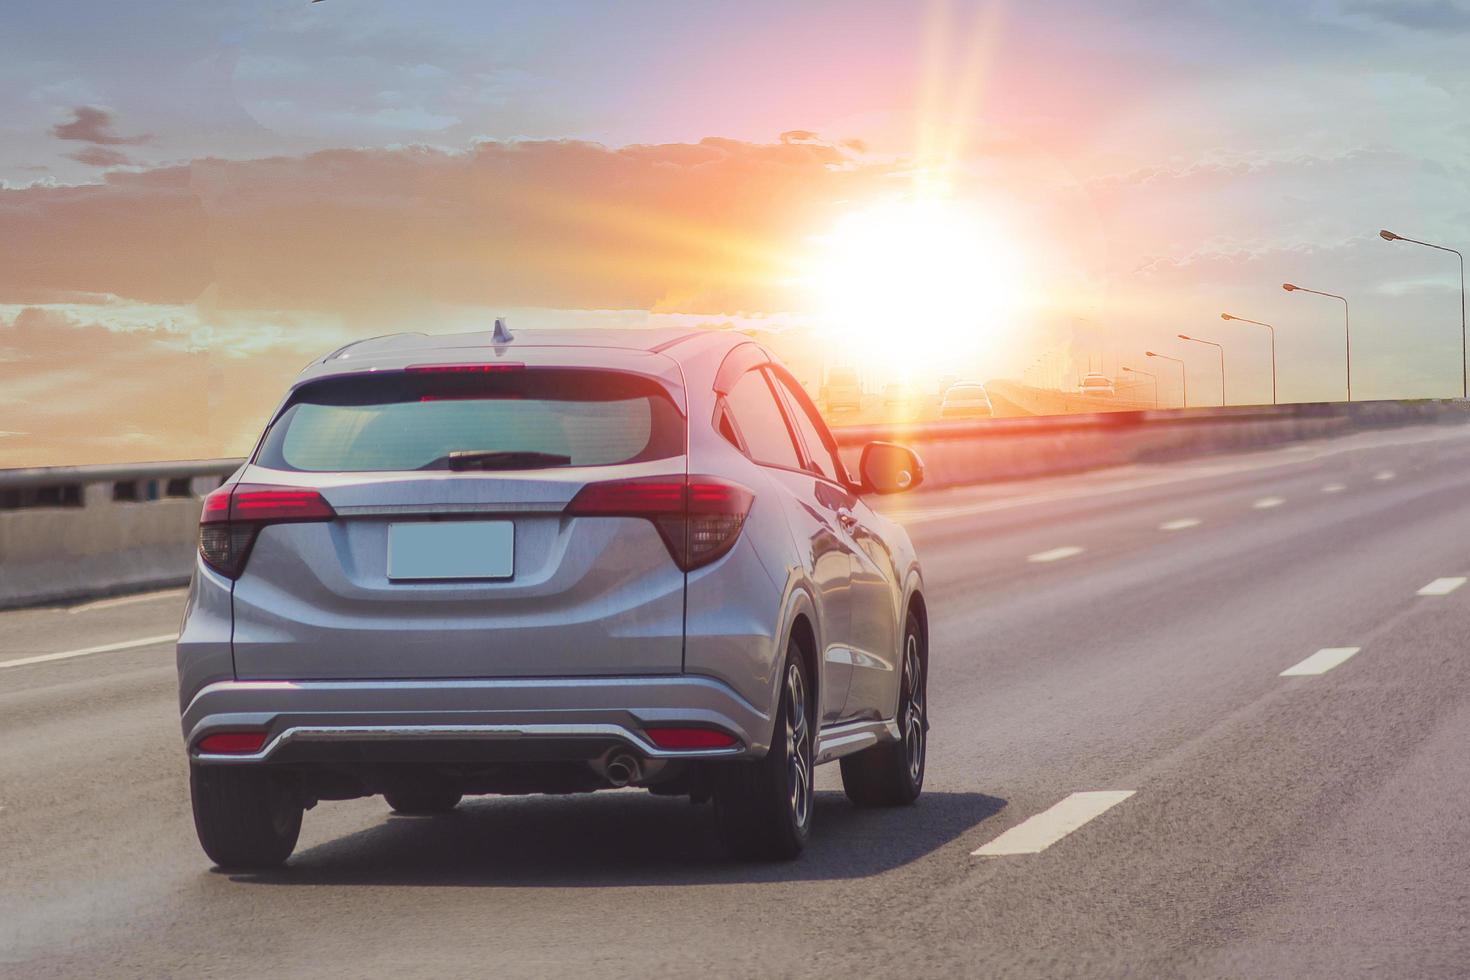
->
[194, 722, 747, 764]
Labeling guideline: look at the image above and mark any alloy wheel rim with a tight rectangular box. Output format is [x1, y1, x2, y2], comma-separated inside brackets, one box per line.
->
[785, 663, 812, 829]
[902, 633, 925, 784]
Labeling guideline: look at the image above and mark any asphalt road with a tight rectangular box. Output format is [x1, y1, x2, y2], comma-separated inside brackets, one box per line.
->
[5, 422, 1470, 978]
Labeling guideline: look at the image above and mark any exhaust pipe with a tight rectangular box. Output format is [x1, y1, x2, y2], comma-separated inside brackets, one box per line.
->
[602, 752, 642, 788]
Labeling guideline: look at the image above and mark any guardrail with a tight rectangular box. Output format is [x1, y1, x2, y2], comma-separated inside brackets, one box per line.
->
[1, 399, 1466, 610]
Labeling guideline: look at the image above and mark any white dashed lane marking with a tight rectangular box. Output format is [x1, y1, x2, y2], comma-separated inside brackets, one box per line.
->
[1374, 470, 1396, 481]
[1027, 546, 1084, 563]
[973, 791, 1137, 856]
[1281, 647, 1361, 677]
[0, 634, 178, 671]
[1418, 577, 1467, 597]
[1159, 518, 1201, 531]
[1321, 483, 1346, 493]
[1253, 497, 1285, 509]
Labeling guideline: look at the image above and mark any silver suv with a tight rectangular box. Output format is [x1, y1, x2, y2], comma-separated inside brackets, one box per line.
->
[177, 327, 928, 867]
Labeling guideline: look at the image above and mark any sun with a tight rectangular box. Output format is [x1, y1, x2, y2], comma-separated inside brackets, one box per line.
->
[803, 196, 1027, 379]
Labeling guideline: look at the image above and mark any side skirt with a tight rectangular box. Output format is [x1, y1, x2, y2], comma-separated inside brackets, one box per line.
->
[814, 718, 901, 765]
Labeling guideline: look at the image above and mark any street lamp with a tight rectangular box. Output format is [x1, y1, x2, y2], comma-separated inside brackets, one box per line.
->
[1221, 313, 1276, 405]
[1144, 350, 1187, 408]
[1122, 365, 1159, 409]
[1283, 282, 1351, 402]
[1380, 229, 1466, 399]
[1178, 334, 1226, 406]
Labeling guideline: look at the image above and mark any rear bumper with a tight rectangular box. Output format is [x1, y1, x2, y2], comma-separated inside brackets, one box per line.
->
[181, 674, 771, 765]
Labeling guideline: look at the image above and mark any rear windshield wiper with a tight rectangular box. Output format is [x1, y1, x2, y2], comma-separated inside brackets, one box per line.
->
[433, 450, 574, 471]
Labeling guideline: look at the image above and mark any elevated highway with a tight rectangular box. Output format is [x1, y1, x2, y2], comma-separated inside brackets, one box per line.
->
[5, 421, 1470, 976]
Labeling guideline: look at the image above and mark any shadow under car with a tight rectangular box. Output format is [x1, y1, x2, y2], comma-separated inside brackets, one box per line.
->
[225, 789, 1007, 888]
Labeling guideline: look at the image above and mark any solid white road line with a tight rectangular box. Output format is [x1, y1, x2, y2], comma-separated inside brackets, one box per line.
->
[65, 588, 188, 614]
[1321, 483, 1346, 493]
[1418, 577, 1468, 597]
[1374, 470, 1396, 481]
[972, 791, 1137, 857]
[1027, 546, 1084, 563]
[1280, 647, 1361, 677]
[0, 634, 177, 671]
[1253, 496, 1285, 509]
[1158, 518, 1201, 531]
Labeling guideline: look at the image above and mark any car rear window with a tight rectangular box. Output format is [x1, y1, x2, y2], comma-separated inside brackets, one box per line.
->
[256, 368, 685, 472]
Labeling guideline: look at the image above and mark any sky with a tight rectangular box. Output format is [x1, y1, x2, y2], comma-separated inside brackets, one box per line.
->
[2, 0, 1468, 464]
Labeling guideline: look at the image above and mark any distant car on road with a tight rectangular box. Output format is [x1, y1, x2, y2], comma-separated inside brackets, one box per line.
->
[882, 382, 917, 409]
[939, 382, 994, 419]
[1079, 373, 1116, 396]
[177, 327, 930, 868]
[821, 366, 862, 413]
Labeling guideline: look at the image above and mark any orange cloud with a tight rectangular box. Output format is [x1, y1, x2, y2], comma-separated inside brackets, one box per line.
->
[1, 137, 886, 320]
[0, 307, 312, 466]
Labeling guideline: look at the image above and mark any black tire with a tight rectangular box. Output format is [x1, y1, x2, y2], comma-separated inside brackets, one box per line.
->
[713, 640, 815, 860]
[190, 763, 303, 870]
[383, 777, 463, 816]
[841, 612, 926, 807]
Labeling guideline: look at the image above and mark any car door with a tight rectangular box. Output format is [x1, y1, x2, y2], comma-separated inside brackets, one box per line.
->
[769, 369, 902, 724]
[721, 366, 854, 726]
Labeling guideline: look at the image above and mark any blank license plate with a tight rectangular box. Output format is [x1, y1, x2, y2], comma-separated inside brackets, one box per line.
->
[388, 521, 514, 581]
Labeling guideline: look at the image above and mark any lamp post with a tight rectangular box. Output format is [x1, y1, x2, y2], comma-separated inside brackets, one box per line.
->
[1122, 366, 1159, 408]
[1221, 313, 1276, 404]
[1178, 334, 1226, 406]
[1283, 283, 1350, 402]
[1380, 229, 1466, 399]
[1145, 350, 1187, 408]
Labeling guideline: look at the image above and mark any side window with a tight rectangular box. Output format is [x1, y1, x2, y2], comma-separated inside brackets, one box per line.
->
[715, 406, 741, 450]
[771, 373, 845, 484]
[725, 369, 802, 469]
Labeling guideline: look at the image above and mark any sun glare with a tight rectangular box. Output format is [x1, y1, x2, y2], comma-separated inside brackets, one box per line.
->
[805, 197, 1025, 380]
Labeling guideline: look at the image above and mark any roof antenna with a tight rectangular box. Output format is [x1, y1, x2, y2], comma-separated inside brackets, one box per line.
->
[492, 317, 514, 345]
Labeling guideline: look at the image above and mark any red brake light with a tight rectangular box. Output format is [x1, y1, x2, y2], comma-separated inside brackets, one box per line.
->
[196, 731, 268, 754]
[405, 363, 524, 373]
[566, 476, 753, 571]
[229, 487, 336, 522]
[566, 479, 685, 515]
[198, 484, 336, 579]
[644, 727, 740, 750]
[200, 484, 232, 523]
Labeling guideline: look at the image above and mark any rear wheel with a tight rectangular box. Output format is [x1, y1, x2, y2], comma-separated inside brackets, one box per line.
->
[713, 642, 814, 860]
[190, 763, 303, 870]
[841, 613, 926, 806]
[384, 775, 463, 815]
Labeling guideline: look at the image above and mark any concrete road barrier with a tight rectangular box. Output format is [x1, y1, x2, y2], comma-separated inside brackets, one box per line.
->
[985, 379, 1158, 416]
[833, 400, 1470, 490]
[0, 461, 241, 610]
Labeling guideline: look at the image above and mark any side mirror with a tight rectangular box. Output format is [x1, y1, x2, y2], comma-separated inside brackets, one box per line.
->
[859, 442, 924, 495]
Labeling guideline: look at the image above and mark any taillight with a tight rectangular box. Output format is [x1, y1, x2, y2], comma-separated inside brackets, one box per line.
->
[195, 731, 268, 755]
[566, 475, 753, 571]
[687, 480, 753, 568]
[644, 726, 741, 750]
[198, 483, 336, 579]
